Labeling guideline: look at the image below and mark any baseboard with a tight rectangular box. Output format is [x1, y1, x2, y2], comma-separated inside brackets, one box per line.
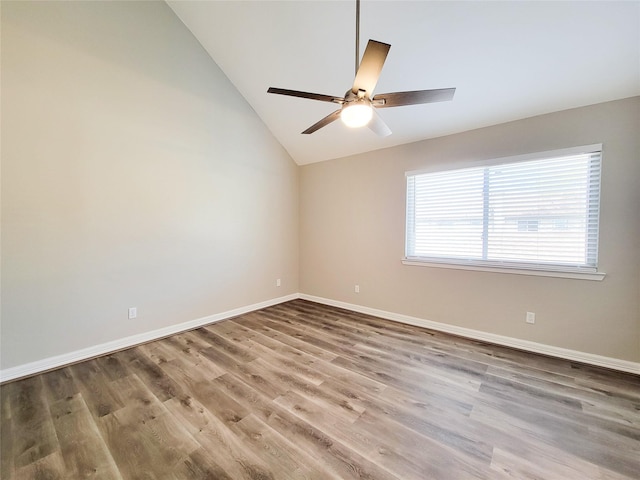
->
[0, 293, 298, 383]
[299, 294, 640, 375]
[3, 292, 637, 382]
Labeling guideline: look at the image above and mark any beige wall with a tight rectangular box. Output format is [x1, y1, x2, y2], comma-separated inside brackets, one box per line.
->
[300, 97, 640, 362]
[1, 1, 299, 369]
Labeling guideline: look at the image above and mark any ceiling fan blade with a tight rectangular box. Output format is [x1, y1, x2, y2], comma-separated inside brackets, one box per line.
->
[302, 109, 342, 134]
[368, 109, 392, 137]
[352, 40, 390, 97]
[373, 88, 456, 108]
[268, 87, 344, 104]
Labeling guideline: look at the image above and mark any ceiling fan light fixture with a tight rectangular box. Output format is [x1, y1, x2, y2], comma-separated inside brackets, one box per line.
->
[341, 101, 373, 128]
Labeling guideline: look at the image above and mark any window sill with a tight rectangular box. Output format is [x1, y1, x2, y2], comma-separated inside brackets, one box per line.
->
[402, 259, 606, 281]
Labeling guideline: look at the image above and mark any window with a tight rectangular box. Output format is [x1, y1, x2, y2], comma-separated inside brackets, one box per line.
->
[405, 145, 603, 278]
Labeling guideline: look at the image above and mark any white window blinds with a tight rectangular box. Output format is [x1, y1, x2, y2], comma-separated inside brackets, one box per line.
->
[406, 147, 602, 272]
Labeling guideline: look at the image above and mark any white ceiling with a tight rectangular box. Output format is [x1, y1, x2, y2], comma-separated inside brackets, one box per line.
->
[167, 1, 640, 165]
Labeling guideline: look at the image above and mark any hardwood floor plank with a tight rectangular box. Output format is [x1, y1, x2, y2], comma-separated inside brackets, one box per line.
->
[354, 408, 493, 480]
[97, 374, 199, 479]
[49, 393, 122, 479]
[479, 377, 640, 443]
[480, 372, 584, 411]
[237, 317, 388, 398]
[234, 413, 341, 480]
[193, 327, 257, 364]
[253, 309, 486, 395]
[225, 334, 327, 386]
[485, 362, 640, 436]
[115, 348, 186, 403]
[354, 387, 494, 465]
[164, 395, 276, 480]
[13, 450, 66, 480]
[490, 446, 599, 480]
[470, 399, 640, 478]
[276, 388, 490, 480]
[136, 342, 178, 367]
[244, 313, 360, 359]
[2, 299, 639, 479]
[69, 359, 125, 419]
[214, 373, 402, 479]
[170, 447, 234, 480]
[275, 389, 423, 479]
[284, 301, 581, 377]
[95, 355, 130, 383]
[1, 412, 15, 480]
[182, 376, 249, 426]
[239, 314, 340, 362]
[161, 333, 228, 381]
[4, 377, 60, 469]
[262, 402, 403, 480]
[41, 367, 79, 404]
[247, 356, 367, 425]
[1, 379, 15, 480]
[289, 309, 491, 383]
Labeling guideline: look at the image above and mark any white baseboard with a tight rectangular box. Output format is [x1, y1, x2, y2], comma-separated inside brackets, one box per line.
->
[3, 292, 637, 382]
[298, 294, 640, 375]
[0, 293, 298, 383]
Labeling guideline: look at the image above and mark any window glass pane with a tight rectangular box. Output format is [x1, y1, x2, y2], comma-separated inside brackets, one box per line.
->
[411, 168, 484, 259]
[486, 155, 595, 266]
[405, 148, 601, 271]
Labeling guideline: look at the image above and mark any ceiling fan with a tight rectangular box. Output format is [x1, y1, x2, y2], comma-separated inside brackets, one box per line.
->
[267, 0, 456, 136]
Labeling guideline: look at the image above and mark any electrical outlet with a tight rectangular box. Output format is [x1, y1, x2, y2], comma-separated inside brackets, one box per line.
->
[128, 307, 137, 319]
[526, 311, 535, 324]
[276, 278, 281, 287]
[355, 284, 360, 293]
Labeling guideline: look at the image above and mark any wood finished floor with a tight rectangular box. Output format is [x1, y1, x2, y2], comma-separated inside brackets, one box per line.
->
[1, 299, 639, 479]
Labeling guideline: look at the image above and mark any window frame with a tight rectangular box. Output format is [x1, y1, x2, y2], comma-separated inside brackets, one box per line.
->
[403, 145, 606, 281]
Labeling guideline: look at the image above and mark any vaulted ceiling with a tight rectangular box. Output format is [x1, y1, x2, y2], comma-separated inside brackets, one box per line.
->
[167, 1, 640, 165]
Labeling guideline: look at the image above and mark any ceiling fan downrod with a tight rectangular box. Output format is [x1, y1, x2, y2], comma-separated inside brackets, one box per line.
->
[355, 0, 360, 76]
